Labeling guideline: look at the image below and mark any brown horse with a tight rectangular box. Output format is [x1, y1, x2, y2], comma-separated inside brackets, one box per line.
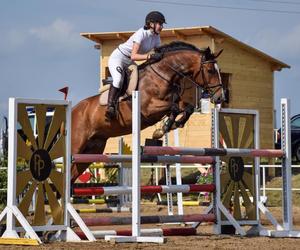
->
[71, 41, 224, 183]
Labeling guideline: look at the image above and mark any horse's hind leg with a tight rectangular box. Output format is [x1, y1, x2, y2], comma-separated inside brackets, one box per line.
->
[71, 137, 107, 184]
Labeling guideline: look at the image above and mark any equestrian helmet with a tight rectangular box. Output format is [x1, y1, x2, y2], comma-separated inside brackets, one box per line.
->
[145, 11, 166, 24]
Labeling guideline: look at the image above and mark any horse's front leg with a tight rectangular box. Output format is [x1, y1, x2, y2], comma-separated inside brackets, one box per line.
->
[173, 101, 194, 129]
[152, 102, 181, 139]
[162, 103, 181, 132]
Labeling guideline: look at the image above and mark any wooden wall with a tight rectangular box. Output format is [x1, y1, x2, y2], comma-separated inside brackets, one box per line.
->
[216, 41, 274, 149]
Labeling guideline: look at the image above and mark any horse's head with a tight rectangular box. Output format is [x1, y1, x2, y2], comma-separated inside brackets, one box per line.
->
[152, 42, 225, 104]
[145, 42, 225, 104]
[194, 47, 225, 104]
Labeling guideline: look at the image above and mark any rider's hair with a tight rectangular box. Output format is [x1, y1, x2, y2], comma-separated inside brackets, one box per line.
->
[144, 23, 150, 30]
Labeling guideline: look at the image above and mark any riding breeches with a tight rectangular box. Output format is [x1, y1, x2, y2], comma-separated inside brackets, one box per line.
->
[108, 48, 134, 89]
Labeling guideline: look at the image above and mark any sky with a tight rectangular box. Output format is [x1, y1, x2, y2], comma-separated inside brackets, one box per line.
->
[0, 0, 299, 128]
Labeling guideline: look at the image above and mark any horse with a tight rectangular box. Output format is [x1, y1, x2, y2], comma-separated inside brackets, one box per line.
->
[71, 41, 225, 183]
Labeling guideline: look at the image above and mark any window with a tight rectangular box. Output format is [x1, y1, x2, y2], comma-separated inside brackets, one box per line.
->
[291, 117, 300, 128]
[220, 72, 231, 108]
[102, 67, 112, 86]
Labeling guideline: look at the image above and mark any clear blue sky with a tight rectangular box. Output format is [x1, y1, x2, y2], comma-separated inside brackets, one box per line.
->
[0, 0, 299, 127]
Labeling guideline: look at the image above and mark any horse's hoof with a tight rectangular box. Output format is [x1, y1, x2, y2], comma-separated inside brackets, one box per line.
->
[152, 129, 164, 139]
[175, 121, 184, 128]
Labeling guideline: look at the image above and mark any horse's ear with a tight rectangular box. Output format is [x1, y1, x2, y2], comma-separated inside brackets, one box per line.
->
[214, 49, 223, 59]
[203, 47, 211, 61]
[205, 46, 211, 54]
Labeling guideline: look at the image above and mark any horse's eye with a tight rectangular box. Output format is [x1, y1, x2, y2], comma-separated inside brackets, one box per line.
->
[208, 69, 215, 74]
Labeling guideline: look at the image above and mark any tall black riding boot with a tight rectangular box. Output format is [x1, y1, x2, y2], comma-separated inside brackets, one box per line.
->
[105, 85, 119, 119]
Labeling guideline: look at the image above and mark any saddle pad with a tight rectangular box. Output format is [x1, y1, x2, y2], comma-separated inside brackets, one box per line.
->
[99, 84, 110, 94]
[99, 89, 131, 106]
[126, 64, 138, 95]
[99, 89, 109, 106]
[99, 64, 138, 106]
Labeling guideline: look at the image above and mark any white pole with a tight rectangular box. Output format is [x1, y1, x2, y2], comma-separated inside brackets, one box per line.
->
[155, 167, 162, 202]
[105, 91, 164, 243]
[164, 133, 173, 215]
[65, 101, 72, 226]
[118, 137, 125, 208]
[5, 98, 18, 236]
[212, 108, 222, 234]
[281, 98, 292, 231]
[262, 166, 266, 199]
[255, 110, 260, 223]
[132, 91, 141, 237]
[174, 129, 183, 215]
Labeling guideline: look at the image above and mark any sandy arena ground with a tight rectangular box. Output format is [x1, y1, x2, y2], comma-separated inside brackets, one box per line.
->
[1, 204, 300, 249]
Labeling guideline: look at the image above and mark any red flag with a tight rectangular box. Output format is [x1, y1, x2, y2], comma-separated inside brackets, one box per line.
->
[58, 86, 69, 100]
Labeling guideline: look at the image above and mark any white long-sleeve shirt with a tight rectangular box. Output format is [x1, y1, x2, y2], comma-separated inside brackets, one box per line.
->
[118, 27, 161, 56]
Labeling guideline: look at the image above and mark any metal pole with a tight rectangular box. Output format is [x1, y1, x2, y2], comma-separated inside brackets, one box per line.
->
[254, 110, 260, 224]
[5, 98, 18, 236]
[118, 137, 125, 208]
[212, 108, 221, 234]
[164, 133, 173, 216]
[262, 166, 266, 199]
[281, 98, 292, 231]
[174, 129, 183, 215]
[132, 91, 141, 237]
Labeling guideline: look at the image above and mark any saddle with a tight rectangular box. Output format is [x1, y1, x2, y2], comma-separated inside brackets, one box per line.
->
[99, 64, 138, 106]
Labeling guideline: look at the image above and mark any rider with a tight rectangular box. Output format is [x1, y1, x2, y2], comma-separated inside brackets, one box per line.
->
[105, 11, 166, 119]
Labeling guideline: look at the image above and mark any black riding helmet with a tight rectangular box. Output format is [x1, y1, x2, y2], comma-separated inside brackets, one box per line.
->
[144, 11, 166, 29]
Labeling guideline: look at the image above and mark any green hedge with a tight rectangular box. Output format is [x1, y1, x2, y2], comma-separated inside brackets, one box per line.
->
[0, 156, 7, 209]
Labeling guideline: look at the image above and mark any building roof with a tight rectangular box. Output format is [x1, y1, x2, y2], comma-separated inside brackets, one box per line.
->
[80, 26, 290, 71]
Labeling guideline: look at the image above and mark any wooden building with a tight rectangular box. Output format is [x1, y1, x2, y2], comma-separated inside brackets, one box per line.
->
[80, 26, 289, 152]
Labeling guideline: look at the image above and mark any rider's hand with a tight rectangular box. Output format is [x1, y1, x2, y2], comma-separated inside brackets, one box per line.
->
[148, 52, 163, 61]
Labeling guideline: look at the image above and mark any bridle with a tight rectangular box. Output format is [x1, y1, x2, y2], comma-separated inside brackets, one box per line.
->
[199, 60, 223, 100]
[149, 57, 223, 101]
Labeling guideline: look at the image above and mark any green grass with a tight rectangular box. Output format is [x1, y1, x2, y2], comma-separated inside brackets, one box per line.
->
[264, 173, 300, 207]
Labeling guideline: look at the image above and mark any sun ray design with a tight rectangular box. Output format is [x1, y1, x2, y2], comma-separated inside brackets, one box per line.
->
[219, 116, 233, 147]
[35, 105, 47, 149]
[17, 104, 38, 150]
[49, 135, 65, 160]
[49, 170, 64, 197]
[222, 181, 234, 208]
[33, 183, 46, 226]
[45, 182, 63, 225]
[18, 181, 38, 217]
[219, 112, 257, 221]
[242, 172, 255, 196]
[16, 170, 33, 196]
[16, 103, 66, 227]
[43, 106, 65, 151]
[220, 171, 231, 193]
[239, 182, 256, 219]
[237, 117, 246, 148]
[233, 183, 242, 220]
[17, 133, 33, 161]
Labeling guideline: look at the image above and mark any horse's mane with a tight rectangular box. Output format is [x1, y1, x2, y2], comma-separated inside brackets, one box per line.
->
[139, 41, 209, 70]
[154, 41, 203, 54]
